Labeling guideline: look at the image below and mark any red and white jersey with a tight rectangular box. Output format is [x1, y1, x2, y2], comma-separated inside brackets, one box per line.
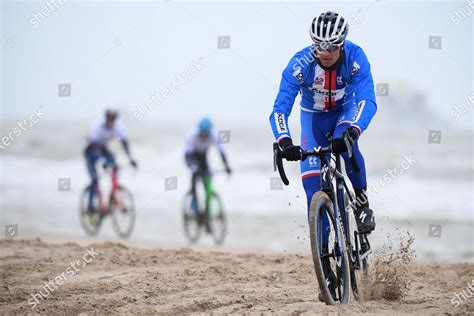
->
[86, 120, 127, 147]
[309, 64, 348, 111]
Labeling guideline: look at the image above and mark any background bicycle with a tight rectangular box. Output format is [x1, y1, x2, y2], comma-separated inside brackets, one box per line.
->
[182, 170, 227, 245]
[79, 165, 136, 238]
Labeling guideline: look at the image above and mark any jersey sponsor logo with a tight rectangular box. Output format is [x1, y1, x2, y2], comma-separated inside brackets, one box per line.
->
[308, 156, 318, 166]
[309, 86, 347, 110]
[352, 100, 366, 122]
[292, 68, 304, 84]
[351, 61, 360, 74]
[312, 88, 337, 97]
[337, 76, 343, 85]
[274, 112, 288, 133]
[315, 77, 324, 85]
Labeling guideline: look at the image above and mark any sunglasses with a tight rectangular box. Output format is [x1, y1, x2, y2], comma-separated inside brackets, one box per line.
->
[314, 42, 341, 53]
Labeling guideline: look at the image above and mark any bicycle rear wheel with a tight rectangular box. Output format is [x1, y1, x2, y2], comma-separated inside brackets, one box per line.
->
[182, 191, 202, 243]
[208, 192, 227, 245]
[309, 191, 350, 305]
[79, 185, 102, 236]
[110, 186, 135, 239]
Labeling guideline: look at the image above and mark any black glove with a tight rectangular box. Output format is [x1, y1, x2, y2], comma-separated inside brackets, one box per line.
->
[346, 126, 359, 142]
[331, 138, 347, 154]
[331, 127, 359, 154]
[279, 138, 302, 161]
[130, 159, 138, 168]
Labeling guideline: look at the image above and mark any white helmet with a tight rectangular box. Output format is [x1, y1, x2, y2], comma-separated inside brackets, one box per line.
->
[309, 11, 348, 46]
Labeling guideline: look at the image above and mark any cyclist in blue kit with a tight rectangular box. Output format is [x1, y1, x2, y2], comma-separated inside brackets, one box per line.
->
[270, 11, 377, 234]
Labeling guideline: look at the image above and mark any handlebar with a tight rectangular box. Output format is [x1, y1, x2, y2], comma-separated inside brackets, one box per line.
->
[273, 133, 360, 186]
[273, 142, 290, 185]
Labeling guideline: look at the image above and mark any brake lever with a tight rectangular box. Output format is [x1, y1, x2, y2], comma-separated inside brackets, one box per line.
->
[273, 142, 290, 185]
[343, 131, 360, 173]
[343, 134, 353, 158]
[273, 145, 278, 172]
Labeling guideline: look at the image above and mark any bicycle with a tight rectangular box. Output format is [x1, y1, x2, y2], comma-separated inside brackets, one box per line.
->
[182, 170, 227, 245]
[273, 132, 371, 305]
[79, 165, 136, 239]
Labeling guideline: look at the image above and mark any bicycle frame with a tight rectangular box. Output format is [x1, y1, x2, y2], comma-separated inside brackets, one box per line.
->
[273, 141, 371, 270]
[321, 153, 372, 268]
[193, 172, 214, 214]
[319, 153, 347, 261]
[94, 168, 122, 213]
[110, 169, 121, 208]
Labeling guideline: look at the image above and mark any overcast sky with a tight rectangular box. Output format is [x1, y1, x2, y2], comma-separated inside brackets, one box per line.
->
[1, 1, 472, 128]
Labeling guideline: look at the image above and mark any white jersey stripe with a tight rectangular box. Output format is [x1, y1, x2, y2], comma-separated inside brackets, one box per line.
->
[301, 107, 318, 113]
[337, 120, 352, 126]
[301, 170, 321, 178]
[277, 134, 290, 142]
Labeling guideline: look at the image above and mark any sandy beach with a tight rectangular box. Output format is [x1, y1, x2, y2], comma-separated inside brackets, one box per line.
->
[1, 238, 473, 314]
[2, 1, 473, 314]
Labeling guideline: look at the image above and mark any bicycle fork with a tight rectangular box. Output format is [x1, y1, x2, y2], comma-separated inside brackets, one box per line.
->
[320, 155, 345, 263]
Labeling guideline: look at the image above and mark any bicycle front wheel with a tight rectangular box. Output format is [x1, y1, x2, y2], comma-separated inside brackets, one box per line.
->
[183, 192, 202, 243]
[110, 186, 136, 239]
[208, 192, 227, 245]
[309, 191, 351, 305]
[79, 185, 102, 236]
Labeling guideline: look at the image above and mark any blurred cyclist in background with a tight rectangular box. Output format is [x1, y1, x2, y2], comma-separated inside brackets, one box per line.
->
[84, 109, 138, 214]
[184, 117, 232, 214]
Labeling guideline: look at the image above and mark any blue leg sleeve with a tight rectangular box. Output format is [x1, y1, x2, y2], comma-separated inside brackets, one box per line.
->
[84, 146, 100, 212]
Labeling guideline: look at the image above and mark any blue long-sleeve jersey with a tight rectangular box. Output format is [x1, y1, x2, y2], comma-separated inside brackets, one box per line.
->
[270, 40, 377, 141]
